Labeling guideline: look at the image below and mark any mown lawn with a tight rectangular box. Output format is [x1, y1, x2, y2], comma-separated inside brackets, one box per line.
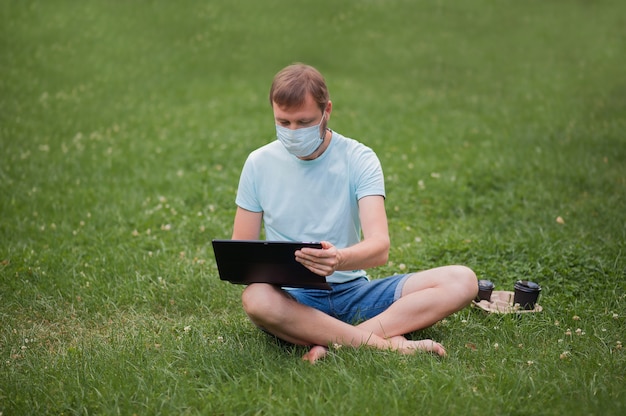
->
[1, 0, 624, 414]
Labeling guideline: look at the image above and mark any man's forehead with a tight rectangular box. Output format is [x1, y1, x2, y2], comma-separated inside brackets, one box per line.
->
[272, 94, 320, 117]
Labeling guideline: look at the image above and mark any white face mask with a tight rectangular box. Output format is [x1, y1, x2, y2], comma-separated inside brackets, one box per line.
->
[275, 114, 325, 157]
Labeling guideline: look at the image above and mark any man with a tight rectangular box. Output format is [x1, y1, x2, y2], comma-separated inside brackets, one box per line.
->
[232, 63, 477, 363]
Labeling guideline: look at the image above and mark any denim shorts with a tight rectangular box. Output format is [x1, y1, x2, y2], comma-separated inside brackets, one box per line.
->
[285, 274, 410, 324]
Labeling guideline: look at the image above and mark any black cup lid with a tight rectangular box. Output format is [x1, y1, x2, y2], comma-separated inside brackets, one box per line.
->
[478, 279, 494, 289]
[515, 280, 541, 291]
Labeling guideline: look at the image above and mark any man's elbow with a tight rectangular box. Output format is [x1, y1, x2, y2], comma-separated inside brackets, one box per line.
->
[376, 253, 389, 267]
[376, 238, 390, 266]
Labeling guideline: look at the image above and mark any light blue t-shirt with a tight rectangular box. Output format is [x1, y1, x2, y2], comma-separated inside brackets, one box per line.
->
[235, 131, 386, 283]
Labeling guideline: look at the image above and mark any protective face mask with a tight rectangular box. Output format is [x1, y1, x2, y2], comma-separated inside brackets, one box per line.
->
[275, 114, 325, 157]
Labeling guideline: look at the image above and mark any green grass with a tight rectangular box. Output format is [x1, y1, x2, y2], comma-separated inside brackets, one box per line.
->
[1, 0, 625, 414]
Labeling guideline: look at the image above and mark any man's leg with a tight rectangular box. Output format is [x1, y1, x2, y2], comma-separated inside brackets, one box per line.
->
[305, 266, 475, 362]
[356, 265, 478, 338]
[242, 283, 396, 348]
[241, 283, 446, 360]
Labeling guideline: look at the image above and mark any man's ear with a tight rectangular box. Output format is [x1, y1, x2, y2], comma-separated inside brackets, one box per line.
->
[325, 100, 332, 119]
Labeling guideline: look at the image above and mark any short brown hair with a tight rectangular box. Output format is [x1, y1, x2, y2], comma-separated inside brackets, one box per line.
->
[269, 63, 329, 112]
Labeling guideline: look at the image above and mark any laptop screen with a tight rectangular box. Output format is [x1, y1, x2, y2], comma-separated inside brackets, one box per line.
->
[211, 240, 331, 290]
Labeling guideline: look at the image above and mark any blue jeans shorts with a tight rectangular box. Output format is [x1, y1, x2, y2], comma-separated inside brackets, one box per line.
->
[284, 274, 411, 324]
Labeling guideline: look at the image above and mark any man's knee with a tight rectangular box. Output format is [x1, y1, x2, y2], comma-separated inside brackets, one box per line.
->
[241, 283, 287, 324]
[452, 265, 478, 299]
[242, 283, 273, 315]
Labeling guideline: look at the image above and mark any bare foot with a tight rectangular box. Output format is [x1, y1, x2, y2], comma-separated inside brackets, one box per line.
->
[302, 345, 329, 363]
[302, 337, 446, 363]
[389, 336, 447, 357]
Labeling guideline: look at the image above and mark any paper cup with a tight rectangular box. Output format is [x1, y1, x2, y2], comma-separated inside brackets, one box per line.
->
[476, 279, 495, 302]
[513, 280, 541, 310]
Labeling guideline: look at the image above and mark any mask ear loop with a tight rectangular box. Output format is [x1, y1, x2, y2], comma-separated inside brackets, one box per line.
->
[319, 112, 328, 141]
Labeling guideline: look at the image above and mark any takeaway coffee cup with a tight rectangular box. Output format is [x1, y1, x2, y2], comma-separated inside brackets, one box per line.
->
[513, 280, 541, 310]
[476, 279, 495, 302]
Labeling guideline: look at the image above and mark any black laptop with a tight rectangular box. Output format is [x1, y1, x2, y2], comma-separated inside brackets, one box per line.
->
[211, 239, 332, 290]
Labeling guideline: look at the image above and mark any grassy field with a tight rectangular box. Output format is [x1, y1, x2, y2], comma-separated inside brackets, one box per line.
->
[1, 0, 625, 414]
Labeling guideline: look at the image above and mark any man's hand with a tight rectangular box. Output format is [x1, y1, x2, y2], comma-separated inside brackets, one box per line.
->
[295, 241, 342, 276]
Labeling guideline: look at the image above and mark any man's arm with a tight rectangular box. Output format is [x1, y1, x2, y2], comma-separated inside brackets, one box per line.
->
[231, 207, 263, 240]
[296, 195, 390, 275]
[338, 194, 390, 269]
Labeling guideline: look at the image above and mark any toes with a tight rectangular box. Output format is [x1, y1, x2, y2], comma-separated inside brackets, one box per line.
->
[420, 340, 447, 357]
[302, 345, 329, 364]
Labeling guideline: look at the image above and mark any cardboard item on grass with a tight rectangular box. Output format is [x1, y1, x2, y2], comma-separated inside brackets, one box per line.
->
[472, 290, 543, 314]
